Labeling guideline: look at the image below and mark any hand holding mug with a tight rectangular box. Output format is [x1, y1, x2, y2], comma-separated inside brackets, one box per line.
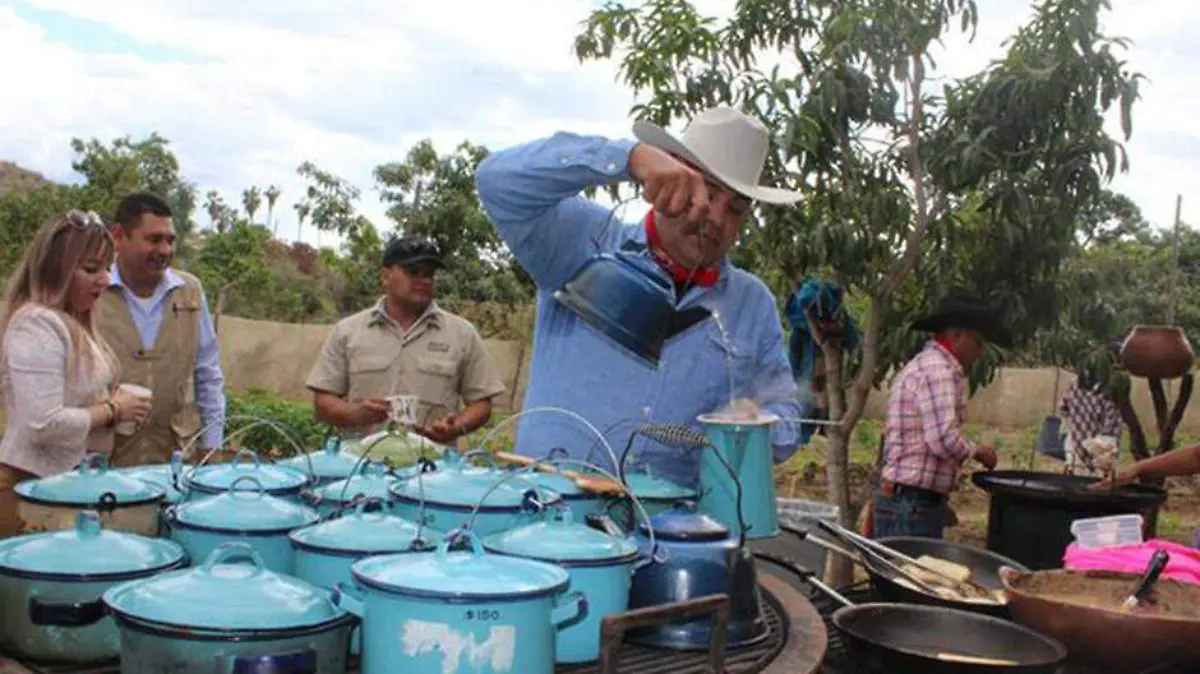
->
[112, 383, 152, 434]
[354, 398, 392, 427]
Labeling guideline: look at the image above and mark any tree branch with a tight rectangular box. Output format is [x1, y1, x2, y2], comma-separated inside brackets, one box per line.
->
[883, 50, 933, 298]
[843, 292, 883, 427]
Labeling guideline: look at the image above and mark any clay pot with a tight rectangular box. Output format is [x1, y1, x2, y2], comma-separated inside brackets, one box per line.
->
[1120, 325, 1194, 380]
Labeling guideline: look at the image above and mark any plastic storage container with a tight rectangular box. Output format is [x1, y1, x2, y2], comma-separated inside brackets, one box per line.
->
[776, 497, 840, 577]
[1070, 514, 1145, 550]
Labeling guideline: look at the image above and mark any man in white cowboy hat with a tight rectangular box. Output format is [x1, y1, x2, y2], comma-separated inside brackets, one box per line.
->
[872, 291, 1008, 539]
[476, 106, 805, 488]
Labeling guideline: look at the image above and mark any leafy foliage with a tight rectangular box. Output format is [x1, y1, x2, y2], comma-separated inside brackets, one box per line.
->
[226, 388, 334, 458]
[375, 140, 534, 303]
[575, 0, 1142, 570]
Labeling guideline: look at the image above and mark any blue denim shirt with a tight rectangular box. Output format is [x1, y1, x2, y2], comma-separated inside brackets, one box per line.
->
[476, 132, 802, 488]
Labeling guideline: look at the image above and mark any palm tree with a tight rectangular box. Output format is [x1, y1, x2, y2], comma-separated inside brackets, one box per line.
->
[294, 201, 310, 244]
[242, 186, 262, 224]
[204, 190, 227, 233]
[265, 185, 282, 236]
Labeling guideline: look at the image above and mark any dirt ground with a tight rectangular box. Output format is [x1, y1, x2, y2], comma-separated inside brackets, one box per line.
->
[774, 420, 1200, 546]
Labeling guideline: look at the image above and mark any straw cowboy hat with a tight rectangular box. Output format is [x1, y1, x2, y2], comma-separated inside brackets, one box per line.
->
[632, 107, 803, 205]
[911, 291, 1013, 348]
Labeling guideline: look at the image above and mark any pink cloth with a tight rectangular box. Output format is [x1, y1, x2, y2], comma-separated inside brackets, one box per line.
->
[1063, 539, 1200, 585]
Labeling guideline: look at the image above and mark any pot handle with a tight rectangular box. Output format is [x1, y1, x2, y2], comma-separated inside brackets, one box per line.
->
[350, 495, 390, 522]
[459, 448, 499, 472]
[28, 596, 106, 627]
[231, 448, 262, 471]
[229, 476, 267, 500]
[79, 451, 110, 475]
[438, 528, 484, 560]
[551, 590, 588, 628]
[201, 542, 266, 577]
[229, 648, 317, 674]
[95, 491, 119, 513]
[330, 582, 365, 618]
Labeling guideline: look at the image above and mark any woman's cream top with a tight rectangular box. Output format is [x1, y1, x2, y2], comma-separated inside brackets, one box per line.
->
[0, 305, 114, 477]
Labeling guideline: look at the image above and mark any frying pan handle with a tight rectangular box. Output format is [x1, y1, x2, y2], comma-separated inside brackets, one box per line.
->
[753, 551, 855, 608]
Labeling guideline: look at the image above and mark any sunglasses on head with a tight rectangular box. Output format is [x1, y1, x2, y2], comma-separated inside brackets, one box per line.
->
[64, 210, 105, 230]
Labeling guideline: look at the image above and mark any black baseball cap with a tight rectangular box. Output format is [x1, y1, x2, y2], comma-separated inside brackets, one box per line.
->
[382, 236, 444, 268]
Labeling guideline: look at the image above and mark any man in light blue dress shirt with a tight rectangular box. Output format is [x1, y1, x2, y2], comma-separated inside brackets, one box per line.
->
[97, 193, 226, 466]
[476, 107, 804, 488]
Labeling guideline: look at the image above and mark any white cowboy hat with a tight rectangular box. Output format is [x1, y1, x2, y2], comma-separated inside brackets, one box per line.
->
[632, 106, 802, 206]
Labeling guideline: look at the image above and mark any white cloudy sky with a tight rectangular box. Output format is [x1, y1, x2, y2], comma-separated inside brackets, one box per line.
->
[0, 0, 1196, 247]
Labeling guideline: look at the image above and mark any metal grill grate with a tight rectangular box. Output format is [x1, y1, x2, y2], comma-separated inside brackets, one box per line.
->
[7, 594, 789, 674]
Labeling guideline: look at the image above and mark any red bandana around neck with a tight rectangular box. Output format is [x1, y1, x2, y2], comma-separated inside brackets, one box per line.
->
[936, 335, 962, 363]
[644, 211, 720, 287]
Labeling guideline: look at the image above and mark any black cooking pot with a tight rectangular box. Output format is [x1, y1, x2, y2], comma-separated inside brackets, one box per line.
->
[972, 470, 1167, 571]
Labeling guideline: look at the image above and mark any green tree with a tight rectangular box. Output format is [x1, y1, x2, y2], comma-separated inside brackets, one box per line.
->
[69, 133, 198, 261]
[576, 0, 1140, 581]
[265, 185, 282, 235]
[242, 186, 263, 224]
[296, 162, 363, 238]
[374, 140, 534, 303]
[192, 220, 273, 328]
[203, 190, 236, 234]
[0, 183, 87, 277]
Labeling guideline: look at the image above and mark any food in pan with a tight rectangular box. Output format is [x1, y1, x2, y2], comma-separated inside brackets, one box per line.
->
[891, 554, 1007, 605]
[935, 653, 1020, 665]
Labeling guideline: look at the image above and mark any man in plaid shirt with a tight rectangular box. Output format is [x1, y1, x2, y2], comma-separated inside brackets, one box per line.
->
[873, 293, 1010, 539]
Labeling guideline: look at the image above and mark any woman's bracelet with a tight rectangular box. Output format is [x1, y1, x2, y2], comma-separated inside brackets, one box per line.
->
[104, 401, 118, 428]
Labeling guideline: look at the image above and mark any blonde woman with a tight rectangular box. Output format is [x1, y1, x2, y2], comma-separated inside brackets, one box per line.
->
[0, 210, 152, 536]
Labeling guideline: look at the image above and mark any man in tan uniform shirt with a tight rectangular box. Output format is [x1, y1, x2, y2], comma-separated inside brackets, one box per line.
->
[306, 237, 505, 444]
[96, 193, 227, 467]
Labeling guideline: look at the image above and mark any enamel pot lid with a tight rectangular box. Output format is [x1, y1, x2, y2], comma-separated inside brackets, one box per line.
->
[622, 463, 695, 501]
[310, 461, 396, 504]
[168, 476, 319, 534]
[277, 437, 366, 481]
[184, 448, 311, 496]
[0, 510, 185, 580]
[483, 505, 639, 566]
[388, 451, 564, 511]
[14, 453, 164, 508]
[351, 529, 569, 601]
[116, 452, 187, 504]
[103, 543, 350, 631]
[289, 498, 439, 555]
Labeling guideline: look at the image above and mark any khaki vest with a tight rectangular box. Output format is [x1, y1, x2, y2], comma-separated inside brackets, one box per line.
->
[95, 272, 204, 467]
